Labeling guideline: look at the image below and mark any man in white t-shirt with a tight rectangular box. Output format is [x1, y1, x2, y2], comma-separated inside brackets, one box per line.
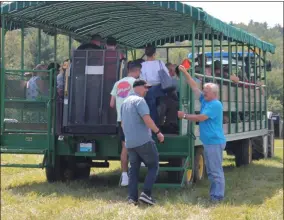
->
[110, 61, 141, 186]
[140, 45, 170, 125]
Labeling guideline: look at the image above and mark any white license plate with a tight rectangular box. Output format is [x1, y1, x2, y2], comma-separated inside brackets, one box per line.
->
[80, 143, 93, 152]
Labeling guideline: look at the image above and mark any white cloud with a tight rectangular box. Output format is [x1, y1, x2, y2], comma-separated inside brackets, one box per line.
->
[183, 1, 283, 27]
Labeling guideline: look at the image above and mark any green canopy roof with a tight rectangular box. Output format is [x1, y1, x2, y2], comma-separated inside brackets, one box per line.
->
[0, 1, 275, 53]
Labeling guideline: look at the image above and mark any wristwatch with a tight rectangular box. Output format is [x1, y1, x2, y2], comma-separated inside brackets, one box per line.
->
[183, 114, 187, 119]
[155, 130, 161, 135]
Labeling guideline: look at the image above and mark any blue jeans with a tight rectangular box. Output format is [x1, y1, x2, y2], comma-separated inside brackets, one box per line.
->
[144, 85, 165, 125]
[127, 141, 159, 201]
[203, 144, 226, 201]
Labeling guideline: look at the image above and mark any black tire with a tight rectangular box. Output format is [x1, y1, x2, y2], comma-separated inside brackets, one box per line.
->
[267, 133, 274, 158]
[251, 136, 264, 160]
[45, 156, 78, 182]
[75, 167, 91, 179]
[46, 166, 60, 183]
[74, 157, 91, 179]
[193, 147, 206, 182]
[60, 156, 77, 182]
[235, 139, 252, 167]
[45, 156, 61, 183]
[60, 166, 76, 181]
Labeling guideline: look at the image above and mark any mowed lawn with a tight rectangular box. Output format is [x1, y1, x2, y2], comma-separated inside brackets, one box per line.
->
[1, 140, 283, 220]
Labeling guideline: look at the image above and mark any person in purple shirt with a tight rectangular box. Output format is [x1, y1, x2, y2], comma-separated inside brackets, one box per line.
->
[177, 65, 226, 203]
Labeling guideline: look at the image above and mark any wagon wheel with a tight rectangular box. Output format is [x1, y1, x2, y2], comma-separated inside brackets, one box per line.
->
[45, 155, 75, 182]
[75, 166, 91, 179]
[168, 157, 194, 185]
[235, 138, 253, 167]
[45, 156, 61, 182]
[193, 147, 206, 182]
[74, 157, 92, 179]
[183, 157, 193, 186]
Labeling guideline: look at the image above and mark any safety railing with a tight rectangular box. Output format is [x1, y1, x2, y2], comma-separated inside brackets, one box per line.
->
[1, 69, 55, 134]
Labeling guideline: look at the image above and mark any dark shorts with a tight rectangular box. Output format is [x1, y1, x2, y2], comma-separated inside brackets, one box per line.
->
[118, 122, 125, 142]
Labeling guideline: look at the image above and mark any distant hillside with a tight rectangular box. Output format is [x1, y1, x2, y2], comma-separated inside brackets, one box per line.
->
[231, 20, 283, 69]
[231, 21, 283, 116]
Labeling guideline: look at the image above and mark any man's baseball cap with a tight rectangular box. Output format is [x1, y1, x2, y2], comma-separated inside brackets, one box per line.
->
[133, 79, 152, 88]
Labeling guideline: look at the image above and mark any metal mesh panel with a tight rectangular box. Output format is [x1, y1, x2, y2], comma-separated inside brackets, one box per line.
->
[168, 47, 191, 65]
[63, 49, 120, 134]
[4, 72, 50, 131]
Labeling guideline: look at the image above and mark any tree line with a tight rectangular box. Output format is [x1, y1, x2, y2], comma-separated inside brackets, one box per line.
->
[231, 21, 283, 118]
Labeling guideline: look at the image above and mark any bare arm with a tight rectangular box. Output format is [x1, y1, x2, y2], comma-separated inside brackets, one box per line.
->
[142, 115, 160, 133]
[184, 114, 208, 122]
[178, 65, 201, 98]
[132, 99, 165, 143]
[178, 111, 208, 122]
[110, 96, 116, 108]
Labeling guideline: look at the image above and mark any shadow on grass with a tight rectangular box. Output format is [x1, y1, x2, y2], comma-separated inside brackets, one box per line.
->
[272, 156, 283, 164]
[6, 161, 283, 207]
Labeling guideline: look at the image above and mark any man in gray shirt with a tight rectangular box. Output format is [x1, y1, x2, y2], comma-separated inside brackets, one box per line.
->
[121, 79, 164, 206]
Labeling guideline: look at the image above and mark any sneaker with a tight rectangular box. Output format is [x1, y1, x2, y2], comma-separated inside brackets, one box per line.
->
[141, 162, 146, 167]
[58, 135, 64, 141]
[128, 199, 138, 206]
[120, 173, 129, 186]
[139, 192, 156, 205]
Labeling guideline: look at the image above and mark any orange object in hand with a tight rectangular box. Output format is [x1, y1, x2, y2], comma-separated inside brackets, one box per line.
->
[181, 59, 191, 70]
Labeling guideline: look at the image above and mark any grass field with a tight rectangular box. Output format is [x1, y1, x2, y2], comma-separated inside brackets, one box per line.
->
[1, 140, 283, 220]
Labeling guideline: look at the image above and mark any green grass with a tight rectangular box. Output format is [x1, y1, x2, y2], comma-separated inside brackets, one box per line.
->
[1, 140, 283, 220]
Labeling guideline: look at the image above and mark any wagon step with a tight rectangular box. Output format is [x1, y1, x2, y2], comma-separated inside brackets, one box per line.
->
[0, 163, 45, 168]
[138, 166, 185, 188]
[140, 165, 184, 172]
[0, 148, 47, 154]
[158, 167, 184, 172]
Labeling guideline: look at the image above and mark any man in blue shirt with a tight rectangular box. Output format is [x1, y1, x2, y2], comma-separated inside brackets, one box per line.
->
[177, 65, 226, 203]
[121, 79, 164, 206]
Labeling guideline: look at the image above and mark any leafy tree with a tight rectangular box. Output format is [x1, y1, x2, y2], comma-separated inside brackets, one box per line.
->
[4, 30, 21, 69]
[266, 68, 283, 105]
[267, 97, 283, 118]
